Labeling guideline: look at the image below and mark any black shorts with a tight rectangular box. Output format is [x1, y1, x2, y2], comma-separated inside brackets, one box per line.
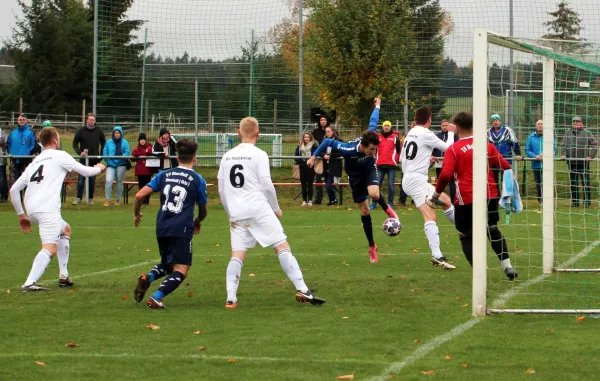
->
[455, 198, 500, 235]
[348, 167, 379, 203]
[157, 236, 193, 266]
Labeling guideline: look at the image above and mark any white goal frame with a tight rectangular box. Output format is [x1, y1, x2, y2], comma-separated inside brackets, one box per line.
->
[472, 29, 600, 316]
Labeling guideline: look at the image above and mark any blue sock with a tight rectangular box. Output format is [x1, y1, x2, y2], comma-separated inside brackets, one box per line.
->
[147, 263, 168, 285]
[154, 271, 186, 299]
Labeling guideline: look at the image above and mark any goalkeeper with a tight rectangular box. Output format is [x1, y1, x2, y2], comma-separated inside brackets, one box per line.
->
[426, 111, 518, 280]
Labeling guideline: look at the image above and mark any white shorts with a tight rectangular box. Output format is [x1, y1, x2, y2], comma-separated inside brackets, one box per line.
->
[230, 213, 287, 251]
[402, 174, 435, 208]
[29, 212, 68, 245]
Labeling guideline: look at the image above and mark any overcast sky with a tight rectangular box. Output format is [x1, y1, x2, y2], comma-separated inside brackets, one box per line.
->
[1, 0, 600, 65]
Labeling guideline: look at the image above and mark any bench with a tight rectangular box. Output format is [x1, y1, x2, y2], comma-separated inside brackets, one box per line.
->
[62, 180, 141, 204]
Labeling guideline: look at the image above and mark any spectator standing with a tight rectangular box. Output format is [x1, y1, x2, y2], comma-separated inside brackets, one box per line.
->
[132, 133, 153, 205]
[72, 114, 106, 204]
[102, 126, 131, 206]
[294, 132, 317, 207]
[312, 116, 329, 204]
[0, 124, 8, 202]
[323, 126, 343, 206]
[371, 120, 401, 210]
[7, 113, 36, 188]
[153, 128, 178, 171]
[487, 113, 522, 188]
[525, 119, 558, 204]
[432, 119, 458, 202]
[561, 116, 598, 208]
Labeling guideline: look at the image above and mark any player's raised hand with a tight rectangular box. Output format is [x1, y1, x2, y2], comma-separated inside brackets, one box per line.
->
[374, 97, 381, 107]
[446, 123, 457, 133]
[18, 215, 31, 233]
[193, 217, 201, 235]
[306, 156, 316, 168]
[134, 212, 143, 227]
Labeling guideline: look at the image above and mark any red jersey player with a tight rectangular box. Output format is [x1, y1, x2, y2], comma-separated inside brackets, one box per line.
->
[427, 111, 518, 280]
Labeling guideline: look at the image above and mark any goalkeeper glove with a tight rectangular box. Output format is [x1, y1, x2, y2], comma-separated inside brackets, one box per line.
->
[426, 192, 441, 208]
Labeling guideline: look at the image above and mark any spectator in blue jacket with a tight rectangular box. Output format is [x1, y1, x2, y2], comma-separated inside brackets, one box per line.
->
[102, 126, 130, 206]
[525, 119, 557, 203]
[487, 113, 522, 189]
[6, 113, 36, 188]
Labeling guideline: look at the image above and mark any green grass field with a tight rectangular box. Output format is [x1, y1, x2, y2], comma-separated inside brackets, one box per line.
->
[1, 183, 600, 380]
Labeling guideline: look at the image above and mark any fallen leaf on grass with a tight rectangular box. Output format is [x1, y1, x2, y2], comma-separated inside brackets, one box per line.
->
[576, 316, 586, 322]
[414, 339, 422, 343]
[249, 273, 256, 277]
[198, 346, 207, 351]
[68, 290, 74, 294]
[421, 370, 435, 375]
[547, 329, 554, 334]
[5, 289, 10, 294]
[342, 316, 349, 320]
[65, 341, 80, 348]
[336, 309, 344, 312]
[411, 249, 420, 253]
[205, 259, 214, 263]
[400, 274, 406, 279]
[386, 275, 393, 278]
[121, 295, 128, 300]
[188, 292, 195, 297]
[279, 280, 287, 283]
[227, 358, 237, 363]
[461, 363, 468, 368]
[35, 361, 45, 366]
[391, 309, 397, 313]
[336, 374, 355, 380]
[194, 330, 203, 335]
[144, 249, 151, 252]
[525, 368, 536, 374]
[444, 355, 454, 360]
[146, 324, 160, 331]
[215, 244, 220, 247]
[462, 303, 469, 307]
[455, 297, 462, 301]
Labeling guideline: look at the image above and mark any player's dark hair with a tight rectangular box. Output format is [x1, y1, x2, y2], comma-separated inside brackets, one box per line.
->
[176, 140, 198, 164]
[39, 127, 59, 146]
[415, 106, 432, 125]
[453, 111, 473, 131]
[360, 130, 380, 147]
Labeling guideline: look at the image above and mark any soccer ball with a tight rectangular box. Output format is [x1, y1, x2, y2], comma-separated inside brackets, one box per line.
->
[383, 218, 402, 237]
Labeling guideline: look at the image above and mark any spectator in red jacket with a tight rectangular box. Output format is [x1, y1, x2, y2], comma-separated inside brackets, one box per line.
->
[370, 120, 401, 210]
[132, 133, 153, 204]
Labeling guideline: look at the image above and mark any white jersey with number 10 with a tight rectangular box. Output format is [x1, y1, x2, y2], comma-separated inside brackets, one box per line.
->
[400, 126, 454, 177]
[218, 143, 274, 221]
[15, 149, 79, 215]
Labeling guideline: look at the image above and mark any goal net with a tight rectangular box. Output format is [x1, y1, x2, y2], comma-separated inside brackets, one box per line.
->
[472, 29, 600, 315]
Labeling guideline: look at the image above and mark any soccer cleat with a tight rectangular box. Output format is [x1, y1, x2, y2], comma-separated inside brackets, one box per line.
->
[225, 300, 238, 309]
[295, 289, 326, 305]
[369, 244, 379, 263]
[369, 201, 377, 210]
[134, 274, 150, 303]
[58, 276, 74, 288]
[72, 198, 81, 205]
[21, 283, 51, 292]
[146, 296, 166, 309]
[505, 267, 518, 281]
[430, 256, 456, 270]
[385, 205, 399, 220]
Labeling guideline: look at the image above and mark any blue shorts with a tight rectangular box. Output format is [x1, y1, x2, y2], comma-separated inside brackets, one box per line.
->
[348, 167, 379, 203]
[157, 236, 193, 266]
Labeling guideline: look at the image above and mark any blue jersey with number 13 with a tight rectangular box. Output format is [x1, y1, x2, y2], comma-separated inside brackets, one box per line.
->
[148, 167, 207, 238]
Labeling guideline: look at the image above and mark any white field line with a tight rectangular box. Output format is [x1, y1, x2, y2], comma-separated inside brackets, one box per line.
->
[70, 260, 157, 280]
[0, 352, 389, 366]
[366, 240, 600, 381]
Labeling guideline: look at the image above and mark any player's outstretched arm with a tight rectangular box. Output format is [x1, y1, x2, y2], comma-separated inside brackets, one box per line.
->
[368, 97, 381, 131]
[72, 162, 104, 177]
[307, 138, 335, 167]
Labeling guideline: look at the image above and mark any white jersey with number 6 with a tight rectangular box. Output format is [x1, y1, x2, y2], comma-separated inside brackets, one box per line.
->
[218, 143, 274, 221]
[400, 126, 454, 177]
[14, 149, 80, 215]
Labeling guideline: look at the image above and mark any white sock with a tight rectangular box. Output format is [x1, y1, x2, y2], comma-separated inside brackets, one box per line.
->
[226, 257, 243, 303]
[501, 258, 513, 270]
[277, 248, 309, 293]
[57, 236, 70, 278]
[443, 205, 456, 225]
[424, 221, 443, 259]
[24, 249, 52, 286]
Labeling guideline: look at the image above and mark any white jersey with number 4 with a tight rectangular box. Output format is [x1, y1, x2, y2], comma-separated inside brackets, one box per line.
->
[400, 126, 454, 177]
[15, 149, 79, 215]
[218, 143, 274, 221]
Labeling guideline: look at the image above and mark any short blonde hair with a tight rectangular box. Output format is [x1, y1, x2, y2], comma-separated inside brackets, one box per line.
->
[239, 117, 259, 137]
[40, 127, 59, 147]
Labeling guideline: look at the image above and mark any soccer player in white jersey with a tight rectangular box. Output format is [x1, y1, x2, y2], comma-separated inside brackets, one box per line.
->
[218, 117, 325, 308]
[10, 127, 106, 291]
[400, 106, 457, 270]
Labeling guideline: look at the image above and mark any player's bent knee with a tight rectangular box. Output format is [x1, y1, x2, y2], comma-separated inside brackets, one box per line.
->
[42, 243, 58, 257]
[61, 224, 71, 237]
[172, 264, 190, 277]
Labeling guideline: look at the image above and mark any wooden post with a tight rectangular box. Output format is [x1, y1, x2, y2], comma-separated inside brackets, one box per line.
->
[208, 100, 213, 133]
[82, 99, 86, 125]
[273, 99, 278, 130]
[19, 98, 23, 114]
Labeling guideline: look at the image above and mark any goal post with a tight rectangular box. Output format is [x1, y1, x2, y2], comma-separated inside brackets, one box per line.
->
[472, 29, 600, 316]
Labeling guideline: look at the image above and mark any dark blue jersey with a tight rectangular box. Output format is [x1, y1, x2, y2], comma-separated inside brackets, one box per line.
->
[313, 107, 379, 175]
[148, 167, 208, 238]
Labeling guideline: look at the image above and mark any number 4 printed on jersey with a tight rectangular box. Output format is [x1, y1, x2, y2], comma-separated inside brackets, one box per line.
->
[30, 165, 44, 183]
